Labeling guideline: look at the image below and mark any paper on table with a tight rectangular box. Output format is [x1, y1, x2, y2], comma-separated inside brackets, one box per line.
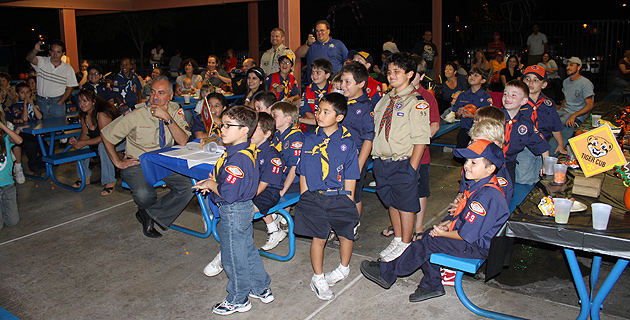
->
[159, 143, 203, 157]
[185, 151, 223, 168]
[159, 142, 224, 168]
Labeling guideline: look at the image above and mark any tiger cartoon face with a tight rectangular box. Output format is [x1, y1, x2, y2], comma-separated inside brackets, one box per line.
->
[587, 136, 612, 158]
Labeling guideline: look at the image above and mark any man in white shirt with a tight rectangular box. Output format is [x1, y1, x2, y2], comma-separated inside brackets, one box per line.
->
[526, 24, 548, 66]
[26, 40, 78, 118]
[260, 28, 295, 76]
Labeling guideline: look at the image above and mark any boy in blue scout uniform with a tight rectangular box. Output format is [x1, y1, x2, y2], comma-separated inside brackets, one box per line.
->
[371, 52, 431, 263]
[294, 93, 361, 301]
[193, 106, 273, 315]
[202, 112, 285, 276]
[112, 58, 142, 112]
[82, 65, 116, 103]
[299, 58, 332, 133]
[361, 139, 510, 303]
[266, 55, 301, 103]
[191, 92, 227, 140]
[501, 80, 550, 190]
[339, 61, 374, 233]
[270, 101, 304, 196]
[452, 67, 493, 152]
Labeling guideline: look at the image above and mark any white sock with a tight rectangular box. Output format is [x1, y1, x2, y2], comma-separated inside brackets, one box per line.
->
[313, 273, 324, 279]
[338, 263, 350, 274]
[393, 237, 402, 243]
[266, 221, 279, 233]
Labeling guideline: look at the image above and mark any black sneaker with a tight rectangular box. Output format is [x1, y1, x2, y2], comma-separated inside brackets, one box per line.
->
[360, 260, 392, 289]
[408, 286, 445, 302]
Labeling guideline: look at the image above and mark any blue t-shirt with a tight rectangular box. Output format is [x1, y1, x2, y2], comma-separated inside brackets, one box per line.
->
[452, 88, 493, 130]
[561, 76, 595, 123]
[0, 135, 15, 187]
[210, 141, 258, 204]
[297, 126, 360, 191]
[305, 38, 348, 82]
[256, 140, 283, 190]
[342, 92, 374, 151]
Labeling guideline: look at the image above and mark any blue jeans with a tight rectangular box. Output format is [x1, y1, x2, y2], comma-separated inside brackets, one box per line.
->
[549, 109, 587, 156]
[219, 200, 271, 304]
[37, 95, 66, 118]
[76, 141, 126, 185]
[0, 184, 18, 230]
[120, 163, 193, 229]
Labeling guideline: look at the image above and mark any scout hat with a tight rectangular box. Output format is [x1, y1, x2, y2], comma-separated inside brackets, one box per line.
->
[454, 139, 504, 168]
[523, 65, 546, 80]
[347, 50, 374, 65]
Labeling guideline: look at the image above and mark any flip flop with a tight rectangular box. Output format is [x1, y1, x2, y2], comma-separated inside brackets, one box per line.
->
[101, 186, 114, 196]
[412, 232, 423, 242]
[380, 226, 394, 237]
[72, 180, 82, 188]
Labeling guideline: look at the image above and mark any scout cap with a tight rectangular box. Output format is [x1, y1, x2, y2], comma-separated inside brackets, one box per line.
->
[454, 139, 504, 168]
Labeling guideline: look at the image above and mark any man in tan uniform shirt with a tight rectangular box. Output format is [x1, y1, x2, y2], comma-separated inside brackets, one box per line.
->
[102, 75, 193, 238]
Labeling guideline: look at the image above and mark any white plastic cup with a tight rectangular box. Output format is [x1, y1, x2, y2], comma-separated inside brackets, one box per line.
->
[591, 203, 612, 230]
[184, 94, 191, 104]
[592, 114, 602, 127]
[553, 198, 574, 224]
[544, 157, 558, 176]
[553, 163, 568, 184]
[195, 88, 200, 98]
[203, 141, 218, 153]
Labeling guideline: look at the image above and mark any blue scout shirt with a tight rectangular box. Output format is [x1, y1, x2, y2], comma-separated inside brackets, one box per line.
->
[452, 175, 510, 251]
[502, 109, 550, 163]
[112, 71, 142, 107]
[266, 73, 300, 101]
[83, 81, 116, 102]
[0, 135, 15, 187]
[519, 94, 563, 141]
[9, 101, 39, 122]
[342, 92, 374, 152]
[273, 126, 303, 185]
[305, 38, 348, 81]
[191, 114, 221, 137]
[459, 165, 513, 205]
[256, 140, 283, 190]
[210, 141, 258, 204]
[298, 126, 360, 191]
[452, 88, 493, 130]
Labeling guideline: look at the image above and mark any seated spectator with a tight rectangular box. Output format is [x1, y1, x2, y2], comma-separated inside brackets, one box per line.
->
[372, 50, 392, 83]
[192, 92, 227, 140]
[141, 68, 164, 101]
[499, 55, 522, 91]
[224, 49, 238, 72]
[437, 61, 467, 113]
[169, 49, 182, 77]
[235, 67, 266, 109]
[9, 82, 43, 181]
[76, 59, 89, 88]
[68, 89, 122, 195]
[453, 59, 468, 77]
[0, 73, 17, 108]
[112, 57, 142, 113]
[538, 52, 562, 102]
[470, 50, 490, 71]
[488, 50, 506, 91]
[615, 49, 630, 88]
[382, 35, 399, 53]
[230, 58, 256, 96]
[82, 65, 116, 104]
[27, 76, 37, 102]
[201, 55, 231, 87]
[175, 58, 202, 95]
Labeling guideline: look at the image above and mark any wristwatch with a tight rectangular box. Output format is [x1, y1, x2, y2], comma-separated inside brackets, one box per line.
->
[164, 118, 174, 125]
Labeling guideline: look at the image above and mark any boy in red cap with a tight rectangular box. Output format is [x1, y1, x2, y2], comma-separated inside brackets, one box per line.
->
[361, 139, 510, 303]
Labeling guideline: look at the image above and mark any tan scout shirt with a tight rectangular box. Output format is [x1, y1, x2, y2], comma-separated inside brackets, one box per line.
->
[101, 101, 191, 160]
[371, 84, 430, 160]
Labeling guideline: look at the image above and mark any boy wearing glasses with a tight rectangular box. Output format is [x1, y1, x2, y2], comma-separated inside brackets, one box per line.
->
[193, 106, 274, 315]
[81, 65, 116, 104]
[266, 55, 300, 104]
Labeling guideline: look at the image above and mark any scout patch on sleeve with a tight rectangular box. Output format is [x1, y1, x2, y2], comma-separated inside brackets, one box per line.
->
[291, 141, 303, 149]
[225, 165, 244, 178]
[469, 201, 486, 216]
[497, 177, 508, 187]
[415, 101, 430, 110]
[178, 109, 185, 116]
[271, 158, 282, 174]
[464, 211, 476, 223]
[518, 124, 528, 135]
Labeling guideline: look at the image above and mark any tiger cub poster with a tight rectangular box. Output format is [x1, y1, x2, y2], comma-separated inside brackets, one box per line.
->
[568, 125, 626, 177]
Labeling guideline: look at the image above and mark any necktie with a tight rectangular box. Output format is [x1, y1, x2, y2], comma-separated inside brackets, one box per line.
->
[159, 120, 166, 148]
[503, 119, 516, 156]
[312, 136, 330, 180]
[379, 96, 398, 141]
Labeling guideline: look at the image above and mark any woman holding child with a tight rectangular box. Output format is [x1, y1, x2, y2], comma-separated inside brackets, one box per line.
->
[69, 89, 123, 196]
[175, 59, 202, 95]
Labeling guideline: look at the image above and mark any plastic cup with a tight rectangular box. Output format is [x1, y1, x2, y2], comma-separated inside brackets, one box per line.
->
[553, 163, 568, 184]
[195, 88, 200, 98]
[591, 203, 612, 230]
[203, 141, 218, 153]
[544, 157, 558, 176]
[184, 94, 191, 104]
[553, 198, 574, 224]
[591, 114, 602, 127]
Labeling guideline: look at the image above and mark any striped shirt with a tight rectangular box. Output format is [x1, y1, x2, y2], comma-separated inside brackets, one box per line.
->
[31, 56, 78, 98]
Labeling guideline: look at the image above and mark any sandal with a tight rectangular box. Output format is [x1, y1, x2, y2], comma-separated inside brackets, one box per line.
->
[101, 186, 115, 196]
[380, 225, 395, 237]
[412, 232, 423, 242]
[72, 177, 91, 189]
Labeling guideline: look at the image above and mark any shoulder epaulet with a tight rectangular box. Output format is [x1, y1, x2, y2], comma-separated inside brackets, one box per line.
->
[237, 143, 257, 165]
[340, 126, 352, 139]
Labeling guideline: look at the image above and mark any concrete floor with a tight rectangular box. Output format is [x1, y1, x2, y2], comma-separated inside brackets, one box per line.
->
[1, 139, 628, 319]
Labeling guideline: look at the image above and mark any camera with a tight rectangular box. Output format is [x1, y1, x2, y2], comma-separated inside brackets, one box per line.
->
[231, 69, 242, 75]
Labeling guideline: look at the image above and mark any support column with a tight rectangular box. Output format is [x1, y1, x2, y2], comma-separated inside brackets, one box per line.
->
[278, 0, 301, 87]
[248, 2, 259, 65]
[58, 9, 79, 71]
[432, 0, 442, 76]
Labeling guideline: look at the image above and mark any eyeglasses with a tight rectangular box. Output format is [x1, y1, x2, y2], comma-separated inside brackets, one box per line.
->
[88, 72, 99, 76]
[220, 123, 246, 129]
[280, 61, 292, 65]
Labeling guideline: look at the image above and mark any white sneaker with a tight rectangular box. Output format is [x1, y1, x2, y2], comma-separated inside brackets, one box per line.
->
[379, 238, 401, 259]
[201, 215, 208, 233]
[13, 165, 25, 184]
[324, 266, 349, 286]
[260, 230, 287, 251]
[443, 111, 456, 123]
[368, 181, 376, 187]
[353, 221, 361, 238]
[204, 252, 223, 277]
[381, 242, 410, 262]
[310, 275, 334, 300]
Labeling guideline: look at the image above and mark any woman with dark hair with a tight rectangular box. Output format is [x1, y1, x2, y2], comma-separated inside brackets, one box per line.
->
[499, 55, 522, 90]
[437, 61, 467, 113]
[175, 58, 202, 95]
[201, 55, 231, 87]
[615, 50, 630, 88]
[68, 89, 123, 195]
[235, 67, 266, 109]
[141, 67, 164, 101]
[537, 52, 562, 101]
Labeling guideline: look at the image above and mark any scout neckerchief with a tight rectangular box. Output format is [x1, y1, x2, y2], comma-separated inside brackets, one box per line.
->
[449, 176, 503, 231]
[213, 143, 257, 182]
[273, 126, 301, 152]
[526, 95, 548, 130]
[379, 95, 399, 141]
[310, 126, 351, 180]
[503, 117, 517, 156]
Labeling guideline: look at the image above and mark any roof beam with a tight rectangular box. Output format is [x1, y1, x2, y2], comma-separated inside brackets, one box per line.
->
[0, 0, 133, 11]
[132, 0, 261, 11]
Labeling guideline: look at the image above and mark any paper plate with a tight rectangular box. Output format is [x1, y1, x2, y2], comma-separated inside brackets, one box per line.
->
[571, 201, 587, 212]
